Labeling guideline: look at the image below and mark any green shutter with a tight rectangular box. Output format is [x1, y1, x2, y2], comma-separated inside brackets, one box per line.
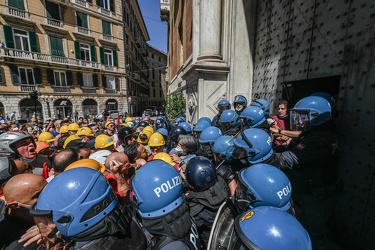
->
[3, 25, 14, 49]
[99, 47, 105, 64]
[115, 77, 119, 90]
[47, 69, 54, 85]
[93, 74, 98, 87]
[46, 1, 59, 19]
[57, 38, 64, 57]
[77, 12, 88, 28]
[34, 68, 42, 85]
[50, 37, 58, 55]
[28, 30, 38, 52]
[90, 44, 96, 62]
[113, 50, 118, 67]
[0, 67, 4, 84]
[102, 21, 110, 35]
[74, 41, 81, 59]
[110, 0, 114, 12]
[102, 75, 107, 88]
[66, 71, 73, 86]
[97, 0, 103, 7]
[8, 0, 25, 10]
[9, 65, 19, 84]
[77, 73, 83, 86]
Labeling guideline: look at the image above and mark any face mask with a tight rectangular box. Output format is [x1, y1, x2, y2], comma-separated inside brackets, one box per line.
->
[175, 146, 183, 152]
[20, 157, 35, 163]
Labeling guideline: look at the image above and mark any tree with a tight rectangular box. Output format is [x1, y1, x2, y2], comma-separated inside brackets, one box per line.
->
[165, 92, 186, 122]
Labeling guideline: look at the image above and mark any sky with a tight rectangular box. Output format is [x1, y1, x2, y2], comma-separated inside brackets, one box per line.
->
[138, 0, 168, 53]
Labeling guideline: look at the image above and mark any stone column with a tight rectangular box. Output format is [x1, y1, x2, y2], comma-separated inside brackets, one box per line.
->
[198, 0, 222, 61]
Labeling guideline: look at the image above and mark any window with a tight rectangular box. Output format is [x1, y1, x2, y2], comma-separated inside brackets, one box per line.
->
[14, 29, 29, 51]
[77, 12, 88, 28]
[83, 73, 93, 87]
[104, 49, 113, 65]
[80, 44, 90, 61]
[8, 0, 25, 10]
[106, 76, 116, 89]
[50, 36, 64, 56]
[46, 1, 60, 20]
[54, 71, 67, 86]
[102, 21, 111, 35]
[19, 68, 34, 85]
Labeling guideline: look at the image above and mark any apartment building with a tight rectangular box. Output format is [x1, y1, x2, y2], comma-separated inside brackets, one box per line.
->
[146, 43, 166, 111]
[0, 0, 149, 120]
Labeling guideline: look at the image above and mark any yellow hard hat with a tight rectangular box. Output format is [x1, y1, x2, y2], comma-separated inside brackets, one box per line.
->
[38, 132, 55, 143]
[120, 123, 129, 127]
[125, 117, 133, 123]
[143, 125, 155, 134]
[95, 134, 114, 149]
[148, 132, 165, 147]
[31, 118, 37, 122]
[77, 127, 94, 137]
[137, 130, 152, 144]
[105, 121, 115, 128]
[68, 123, 80, 131]
[65, 159, 105, 173]
[63, 135, 80, 149]
[60, 125, 69, 134]
[153, 152, 175, 166]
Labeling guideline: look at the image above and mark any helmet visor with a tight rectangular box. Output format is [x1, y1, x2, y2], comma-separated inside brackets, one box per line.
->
[290, 110, 311, 131]
[218, 104, 230, 112]
[200, 143, 213, 157]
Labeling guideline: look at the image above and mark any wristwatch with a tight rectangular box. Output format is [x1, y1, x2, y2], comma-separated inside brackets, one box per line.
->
[278, 128, 282, 134]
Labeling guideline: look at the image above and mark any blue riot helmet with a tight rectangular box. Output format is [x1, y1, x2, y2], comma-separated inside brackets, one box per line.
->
[250, 98, 270, 117]
[179, 121, 192, 134]
[217, 99, 231, 113]
[234, 207, 312, 250]
[132, 160, 183, 218]
[197, 116, 212, 125]
[219, 110, 241, 132]
[236, 164, 292, 212]
[155, 116, 166, 130]
[311, 92, 336, 113]
[199, 126, 223, 157]
[30, 168, 126, 240]
[290, 96, 332, 131]
[240, 105, 266, 129]
[174, 116, 186, 126]
[212, 135, 234, 159]
[157, 128, 169, 137]
[185, 156, 217, 191]
[233, 95, 248, 113]
[193, 119, 211, 133]
[230, 128, 273, 165]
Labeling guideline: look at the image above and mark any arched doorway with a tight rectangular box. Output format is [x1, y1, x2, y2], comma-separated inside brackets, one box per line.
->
[54, 99, 73, 119]
[19, 98, 42, 121]
[82, 99, 98, 118]
[105, 99, 118, 111]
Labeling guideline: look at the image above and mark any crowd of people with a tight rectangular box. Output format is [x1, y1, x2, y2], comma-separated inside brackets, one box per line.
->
[0, 93, 342, 250]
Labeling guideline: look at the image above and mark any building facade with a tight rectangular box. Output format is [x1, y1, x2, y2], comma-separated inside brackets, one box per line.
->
[146, 43, 167, 111]
[163, 0, 375, 248]
[0, 0, 149, 120]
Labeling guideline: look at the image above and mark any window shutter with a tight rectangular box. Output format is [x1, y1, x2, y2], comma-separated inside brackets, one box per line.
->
[74, 41, 81, 59]
[115, 77, 119, 90]
[3, 25, 14, 49]
[66, 71, 73, 86]
[99, 47, 105, 64]
[96, 0, 103, 7]
[47, 69, 54, 85]
[77, 72, 83, 86]
[9, 65, 19, 84]
[8, 0, 25, 10]
[93, 74, 98, 87]
[0, 67, 4, 84]
[102, 75, 107, 88]
[57, 38, 64, 57]
[28, 30, 39, 52]
[110, 0, 114, 12]
[50, 37, 58, 55]
[34, 68, 42, 85]
[77, 12, 88, 28]
[90, 44, 96, 62]
[113, 50, 118, 67]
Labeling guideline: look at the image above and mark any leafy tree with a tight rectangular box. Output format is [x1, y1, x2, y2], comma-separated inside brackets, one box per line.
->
[165, 92, 186, 122]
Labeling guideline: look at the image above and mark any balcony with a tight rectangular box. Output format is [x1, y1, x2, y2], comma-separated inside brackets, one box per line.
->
[6, 6, 29, 20]
[46, 18, 64, 28]
[105, 89, 116, 94]
[0, 48, 101, 70]
[102, 34, 113, 41]
[103, 65, 115, 71]
[18, 85, 39, 92]
[77, 26, 90, 35]
[81, 87, 97, 94]
[74, 0, 87, 7]
[99, 8, 111, 16]
[52, 86, 71, 93]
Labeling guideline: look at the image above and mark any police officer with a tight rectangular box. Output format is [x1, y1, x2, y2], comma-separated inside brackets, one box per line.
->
[275, 96, 342, 250]
[212, 100, 231, 128]
[233, 95, 248, 115]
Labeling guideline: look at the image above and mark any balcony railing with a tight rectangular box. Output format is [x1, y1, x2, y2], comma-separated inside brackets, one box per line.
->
[103, 65, 114, 71]
[77, 26, 90, 35]
[102, 34, 113, 41]
[105, 89, 116, 94]
[52, 86, 71, 93]
[6, 6, 29, 19]
[81, 87, 97, 94]
[18, 85, 38, 92]
[75, 0, 87, 7]
[0, 48, 101, 70]
[99, 8, 111, 16]
[46, 18, 64, 28]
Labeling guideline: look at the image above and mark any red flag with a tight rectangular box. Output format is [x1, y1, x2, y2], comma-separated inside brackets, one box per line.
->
[42, 161, 49, 179]
[117, 112, 120, 125]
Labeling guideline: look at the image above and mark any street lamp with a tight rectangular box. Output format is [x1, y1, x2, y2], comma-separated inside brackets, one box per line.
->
[29, 90, 39, 122]
[128, 96, 132, 116]
[41, 95, 54, 118]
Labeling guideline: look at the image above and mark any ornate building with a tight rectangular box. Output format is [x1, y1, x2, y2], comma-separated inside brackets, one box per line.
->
[0, 0, 149, 120]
